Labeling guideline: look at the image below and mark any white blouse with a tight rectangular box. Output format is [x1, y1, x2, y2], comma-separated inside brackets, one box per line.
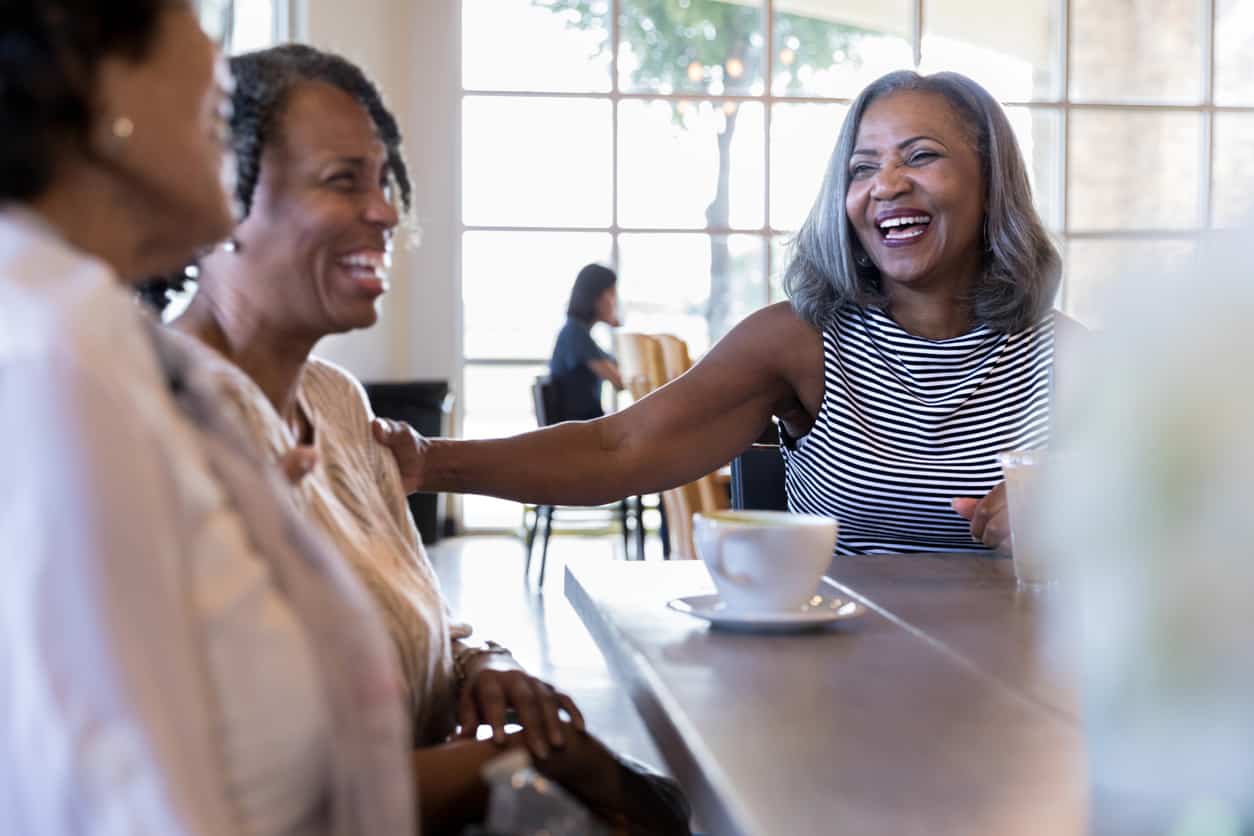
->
[0, 210, 333, 836]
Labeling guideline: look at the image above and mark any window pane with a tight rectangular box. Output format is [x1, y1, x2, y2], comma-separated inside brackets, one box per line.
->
[618, 100, 764, 230]
[230, 0, 274, 53]
[1216, 0, 1254, 106]
[1213, 114, 1254, 227]
[462, 232, 613, 359]
[619, 0, 763, 95]
[618, 234, 766, 354]
[770, 104, 846, 232]
[463, 0, 611, 93]
[1005, 106, 1061, 230]
[1071, 0, 1205, 104]
[770, 235, 793, 303]
[1068, 111, 1202, 231]
[921, 0, 1060, 101]
[463, 97, 611, 227]
[1064, 239, 1196, 328]
[772, 1, 911, 98]
[461, 364, 547, 529]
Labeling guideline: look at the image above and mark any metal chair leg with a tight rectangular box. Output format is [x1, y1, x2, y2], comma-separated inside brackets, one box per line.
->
[538, 505, 554, 588]
[618, 499, 630, 558]
[523, 504, 540, 576]
[658, 498, 671, 559]
[634, 495, 645, 560]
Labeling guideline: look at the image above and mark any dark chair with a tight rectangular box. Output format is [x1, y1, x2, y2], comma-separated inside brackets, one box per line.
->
[730, 442, 788, 511]
[523, 376, 640, 586]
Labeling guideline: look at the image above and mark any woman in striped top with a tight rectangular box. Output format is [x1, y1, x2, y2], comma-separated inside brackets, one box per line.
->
[406, 70, 1082, 556]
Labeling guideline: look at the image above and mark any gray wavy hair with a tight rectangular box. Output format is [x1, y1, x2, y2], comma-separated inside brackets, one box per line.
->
[783, 70, 1061, 334]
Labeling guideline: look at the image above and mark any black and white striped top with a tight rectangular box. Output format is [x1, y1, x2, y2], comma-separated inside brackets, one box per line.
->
[782, 305, 1054, 555]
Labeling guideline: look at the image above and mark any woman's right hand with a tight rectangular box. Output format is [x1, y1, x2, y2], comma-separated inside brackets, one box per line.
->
[371, 417, 429, 494]
[538, 732, 690, 835]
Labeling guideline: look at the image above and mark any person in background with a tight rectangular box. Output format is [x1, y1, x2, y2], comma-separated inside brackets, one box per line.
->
[139, 43, 688, 835]
[549, 262, 625, 420]
[379, 70, 1085, 556]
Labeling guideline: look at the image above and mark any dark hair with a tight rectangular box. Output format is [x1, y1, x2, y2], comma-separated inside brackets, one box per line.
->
[783, 70, 1061, 335]
[566, 263, 616, 322]
[138, 42, 413, 312]
[0, 0, 171, 201]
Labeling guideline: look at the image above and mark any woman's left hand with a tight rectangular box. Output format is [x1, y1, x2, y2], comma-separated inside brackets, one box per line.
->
[456, 660, 586, 759]
[952, 482, 1012, 555]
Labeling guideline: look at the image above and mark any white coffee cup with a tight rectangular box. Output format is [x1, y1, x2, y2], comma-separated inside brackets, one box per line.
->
[692, 510, 838, 613]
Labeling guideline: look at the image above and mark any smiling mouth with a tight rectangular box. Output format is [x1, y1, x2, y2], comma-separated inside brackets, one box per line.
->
[877, 213, 932, 245]
[337, 250, 391, 293]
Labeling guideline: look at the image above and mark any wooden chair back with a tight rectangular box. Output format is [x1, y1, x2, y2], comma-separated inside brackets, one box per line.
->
[646, 333, 730, 559]
[614, 332, 667, 402]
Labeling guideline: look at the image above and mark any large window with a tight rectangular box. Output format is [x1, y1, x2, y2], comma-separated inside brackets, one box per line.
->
[198, 0, 286, 54]
[461, 0, 1254, 529]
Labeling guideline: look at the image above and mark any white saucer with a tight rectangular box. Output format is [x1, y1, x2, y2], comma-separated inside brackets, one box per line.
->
[666, 593, 865, 633]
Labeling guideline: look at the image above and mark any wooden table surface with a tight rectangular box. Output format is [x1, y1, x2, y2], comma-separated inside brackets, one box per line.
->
[565, 555, 1087, 836]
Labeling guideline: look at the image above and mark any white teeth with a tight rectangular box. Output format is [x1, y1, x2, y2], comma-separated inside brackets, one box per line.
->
[339, 253, 384, 269]
[877, 215, 931, 230]
[885, 226, 928, 240]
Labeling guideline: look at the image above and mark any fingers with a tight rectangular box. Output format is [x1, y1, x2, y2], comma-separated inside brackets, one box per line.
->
[969, 485, 1009, 549]
[371, 417, 403, 447]
[534, 683, 567, 751]
[476, 676, 509, 747]
[455, 688, 480, 740]
[505, 677, 561, 759]
[555, 690, 585, 733]
[370, 417, 390, 445]
[950, 497, 978, 521]
[279, 445, 317, 485]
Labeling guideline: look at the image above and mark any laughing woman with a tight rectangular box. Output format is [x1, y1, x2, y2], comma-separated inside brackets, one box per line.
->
[390, 70, 1084, 556]
[141, 44, 688, 835]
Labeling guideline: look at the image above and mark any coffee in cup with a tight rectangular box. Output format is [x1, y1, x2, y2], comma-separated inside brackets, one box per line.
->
[692, 510, 838, 613]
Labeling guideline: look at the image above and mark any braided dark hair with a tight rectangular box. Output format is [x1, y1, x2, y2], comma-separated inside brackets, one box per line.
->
[138, 43, 414, 312]
[0, 0, 170, 201]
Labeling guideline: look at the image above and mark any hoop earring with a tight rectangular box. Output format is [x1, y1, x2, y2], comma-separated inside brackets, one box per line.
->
[854, 252, 872, 268]
[222, 239, 241, 253]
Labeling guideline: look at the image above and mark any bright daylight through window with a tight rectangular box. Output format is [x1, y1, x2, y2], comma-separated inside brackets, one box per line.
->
[460, 0, 1254, 530]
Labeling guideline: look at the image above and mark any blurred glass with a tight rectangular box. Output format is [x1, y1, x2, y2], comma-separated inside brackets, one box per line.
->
[1071, 0, 1205, 104]
[618, 234, 767, 354]
[462, 232, 613, 359]
[1064, 239, 1196, 328]
[921, 0, 1061, 101]
[770, 104, 846, 231]
[1068, 111, 1202, 231]
[618, 100, 764, 230]
[463, 96, 612, 227]
[619, 0, 763, 95]
[1005, 107, 1061, 230]
[461, 363, 548, 529]
[1216, 0, 1254, 105]
[1213, 115, 1254, 228]
[464, 0, 611, 92]
[772, 1, 911, 98]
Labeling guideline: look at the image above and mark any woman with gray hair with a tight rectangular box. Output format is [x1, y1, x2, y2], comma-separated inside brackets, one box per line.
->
[384, 70, 1083, 555]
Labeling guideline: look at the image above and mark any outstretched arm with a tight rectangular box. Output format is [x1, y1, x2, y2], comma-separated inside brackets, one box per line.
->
[396, 303, 816, 506]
